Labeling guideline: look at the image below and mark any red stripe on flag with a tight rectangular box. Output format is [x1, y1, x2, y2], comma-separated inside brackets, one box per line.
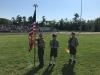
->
[28, 22, 36, 52]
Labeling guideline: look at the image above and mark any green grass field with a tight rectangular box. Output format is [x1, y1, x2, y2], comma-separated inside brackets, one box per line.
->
[0, 33, 100, 75]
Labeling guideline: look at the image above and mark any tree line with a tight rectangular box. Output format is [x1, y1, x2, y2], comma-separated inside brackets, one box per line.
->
[0, 13, 100, 32]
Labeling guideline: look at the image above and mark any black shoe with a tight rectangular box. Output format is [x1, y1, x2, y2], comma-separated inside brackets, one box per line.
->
[37, 64, 41, 67]
[73, 60, 76, 65]
[53, 64, 55, 66]
[69, 59, 72, 62]
[40, 65, 44, 68]
[69, 59, 72, 64]
[38, 64, 44, 68]
[48, 63, 52, 66]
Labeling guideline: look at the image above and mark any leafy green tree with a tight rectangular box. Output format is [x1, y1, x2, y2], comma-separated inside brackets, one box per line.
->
[94, 17, 100, 31]
[22, 16, 26, 25]
[11, 17, 16, 25]
[0, 18, 11, 25]
[28, 16, 33, 23]
[16, 15, 22, 25]
[58, 19, 64, 30]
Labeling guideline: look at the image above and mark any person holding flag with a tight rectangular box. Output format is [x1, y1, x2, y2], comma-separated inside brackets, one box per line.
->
[36, 33, 45, 68]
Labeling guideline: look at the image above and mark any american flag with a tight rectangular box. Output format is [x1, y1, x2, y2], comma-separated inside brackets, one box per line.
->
[28, 9, 36, 52]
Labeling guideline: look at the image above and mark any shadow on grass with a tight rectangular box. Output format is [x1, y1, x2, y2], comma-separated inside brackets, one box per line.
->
[24, 66, 41, 75]
[62, 62, 76, 75]
[41, 66, 54, 75]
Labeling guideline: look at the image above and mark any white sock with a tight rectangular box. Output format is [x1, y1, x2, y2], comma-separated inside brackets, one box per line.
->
[53, 62, 56, 64]
[50, 61, 52, 64]
[70, 57, 72, 59]
[74, 59, 76, 61]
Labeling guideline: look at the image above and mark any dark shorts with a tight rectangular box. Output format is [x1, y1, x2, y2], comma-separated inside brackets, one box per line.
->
[50, 48, 57, 57]
[70, 46, 76, 55]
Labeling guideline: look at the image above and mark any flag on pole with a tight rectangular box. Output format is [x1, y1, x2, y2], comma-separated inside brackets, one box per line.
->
[28, 9, 36, 52]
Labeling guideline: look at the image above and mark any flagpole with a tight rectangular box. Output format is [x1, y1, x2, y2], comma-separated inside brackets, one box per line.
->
[33, 4, 38, 67]
[80, 0, 82, 32]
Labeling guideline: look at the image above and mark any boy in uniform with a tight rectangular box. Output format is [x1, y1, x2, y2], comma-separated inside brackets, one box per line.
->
[36, 33, 45, 68]
[68, 32, 79, 64]
[49, 34, 59, 66]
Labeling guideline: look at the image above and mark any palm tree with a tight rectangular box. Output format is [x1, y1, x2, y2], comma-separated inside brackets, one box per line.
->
[42, 16, 45, 22]
[42, 16, 45, 26]
[73, 13, 79, 31]
[73, 13, 79, 23]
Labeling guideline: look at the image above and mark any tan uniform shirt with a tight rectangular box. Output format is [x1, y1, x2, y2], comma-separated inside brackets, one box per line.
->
[49, 39, 59, 48]
[68, 37, 79, 48]
[37, 38, 45, 48]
